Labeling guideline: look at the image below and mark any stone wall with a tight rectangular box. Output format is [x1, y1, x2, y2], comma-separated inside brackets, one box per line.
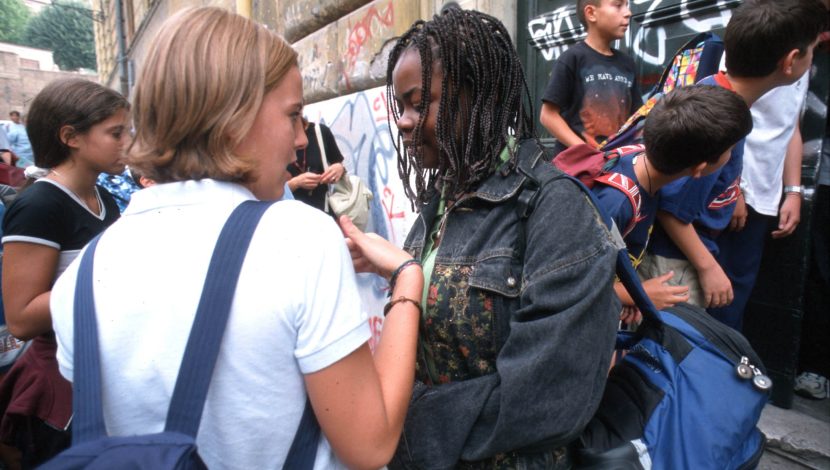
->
[284, 0, 516, 105]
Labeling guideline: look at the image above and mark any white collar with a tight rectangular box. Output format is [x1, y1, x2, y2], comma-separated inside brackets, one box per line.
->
[38, 178, 107, 221]
[123, 179, 258, 216]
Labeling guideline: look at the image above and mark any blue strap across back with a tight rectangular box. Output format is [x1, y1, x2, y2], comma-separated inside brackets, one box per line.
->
[72, 200, 320, 468]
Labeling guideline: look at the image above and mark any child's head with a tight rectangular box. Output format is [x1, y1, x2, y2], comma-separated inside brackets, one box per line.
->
[129, 7, 300, 197]
[643, 85, 752, 176]
[26, 78, 129, 170]
[724, 0, 827, 80]
[8, 111, 20, 124]
[386, 5, 534, 206]
[577, 0, 631, 39]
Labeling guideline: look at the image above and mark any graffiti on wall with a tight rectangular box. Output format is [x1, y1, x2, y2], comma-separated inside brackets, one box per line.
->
[304, 86, 416, 349]
[343, 2, 394, 89]
[294, 0, 399, 102]
[528, 0, 736, 67]
[527, 5, 585, 62]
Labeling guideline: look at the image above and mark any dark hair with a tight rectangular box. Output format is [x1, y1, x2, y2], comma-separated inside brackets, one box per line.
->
[385, 6, 535, 206]
[577, 0, 601, 28]
[725, 0, 828, 78]
[644, 85, 752, 175]
[27, 78, 129, 168]
[8, 111, 20, 118]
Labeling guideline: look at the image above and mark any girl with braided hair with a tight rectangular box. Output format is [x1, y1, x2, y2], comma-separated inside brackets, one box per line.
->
[378, 5, 619, 469]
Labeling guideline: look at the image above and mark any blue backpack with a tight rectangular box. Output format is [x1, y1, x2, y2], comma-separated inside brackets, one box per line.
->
[515, 151, 768, 470]
[41, 201, 320, 470]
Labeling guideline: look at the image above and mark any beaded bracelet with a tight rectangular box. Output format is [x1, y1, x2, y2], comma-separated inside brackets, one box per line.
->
[383, 296, 422, 317]
[389, 258, 422, 293]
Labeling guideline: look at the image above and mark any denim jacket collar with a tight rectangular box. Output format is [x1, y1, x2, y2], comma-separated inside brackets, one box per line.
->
[407, 139, 544, 258]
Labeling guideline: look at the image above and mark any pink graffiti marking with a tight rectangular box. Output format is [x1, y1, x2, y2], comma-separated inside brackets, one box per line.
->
[343, 2, 394, 89]
[373, 91, 389, 123]
[381, 186, 406, 245]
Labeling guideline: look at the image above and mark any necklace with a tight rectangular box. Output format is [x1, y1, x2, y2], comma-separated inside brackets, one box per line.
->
[293, 148, 308, 173]
[48, 168, 101, 215]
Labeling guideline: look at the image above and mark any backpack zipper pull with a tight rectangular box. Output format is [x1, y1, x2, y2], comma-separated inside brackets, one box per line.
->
[750, 365, 772, 391]
[736, 356, 753, 380]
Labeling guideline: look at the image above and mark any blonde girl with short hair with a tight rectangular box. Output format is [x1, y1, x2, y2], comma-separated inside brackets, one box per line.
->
[49, 7, 422, 470]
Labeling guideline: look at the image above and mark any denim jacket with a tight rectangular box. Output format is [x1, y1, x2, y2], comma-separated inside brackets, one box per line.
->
[390, 141, 619, 470]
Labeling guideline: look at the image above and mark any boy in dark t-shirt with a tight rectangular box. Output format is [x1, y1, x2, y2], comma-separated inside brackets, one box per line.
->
[593, 86, 752, 320]
[540, 0, 642, 155]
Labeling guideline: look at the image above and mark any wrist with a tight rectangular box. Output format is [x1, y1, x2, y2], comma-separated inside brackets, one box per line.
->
[389, 258, 422, 291]
[783, 185, 803, 198]
[389, 269, 423, 303]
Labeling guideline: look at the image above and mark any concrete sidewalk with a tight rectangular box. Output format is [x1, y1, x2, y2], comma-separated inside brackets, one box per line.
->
[758, 396, 830, 469]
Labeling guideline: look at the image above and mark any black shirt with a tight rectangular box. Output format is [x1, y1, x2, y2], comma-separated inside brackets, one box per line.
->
[288, 123, 345, 212]
[2, 179, 120, 276]
[542, 41, 642, 154]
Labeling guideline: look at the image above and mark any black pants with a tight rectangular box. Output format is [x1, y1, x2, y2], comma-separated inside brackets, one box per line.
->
[800, 184, 830, 377]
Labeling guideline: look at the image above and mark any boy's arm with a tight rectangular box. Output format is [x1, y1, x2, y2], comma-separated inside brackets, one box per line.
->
[539, 102, 585, 148]
[657, 210, 733, 308]
[615, 274, 690, 311]
[772, 117, 802, 239]
[729, 191, 748, 232]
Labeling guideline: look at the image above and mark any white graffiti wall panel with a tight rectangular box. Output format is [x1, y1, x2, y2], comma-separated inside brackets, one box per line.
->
[304, 86, 416, 350]
[528, 0, 736, 67]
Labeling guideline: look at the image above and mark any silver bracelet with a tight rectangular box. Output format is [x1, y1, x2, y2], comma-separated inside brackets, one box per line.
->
[783, 185, 803, 196]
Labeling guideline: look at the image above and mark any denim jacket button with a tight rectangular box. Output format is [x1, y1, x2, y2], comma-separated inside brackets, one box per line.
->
[506, 276, 517, 288]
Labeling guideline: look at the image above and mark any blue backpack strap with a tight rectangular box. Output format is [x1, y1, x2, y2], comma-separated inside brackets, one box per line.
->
[73, 201, 278, 444]
[165, 200, 274, 435]
[73, 200, 320, 467]
[72, 233, 108, 444]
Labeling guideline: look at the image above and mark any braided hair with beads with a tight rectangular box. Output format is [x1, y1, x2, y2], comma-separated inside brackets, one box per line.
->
[385, 5, 536, 208]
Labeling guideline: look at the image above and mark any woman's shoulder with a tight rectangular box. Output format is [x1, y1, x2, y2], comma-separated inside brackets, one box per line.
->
[261, 200, 343, 241]
[6, 180, 66, 214]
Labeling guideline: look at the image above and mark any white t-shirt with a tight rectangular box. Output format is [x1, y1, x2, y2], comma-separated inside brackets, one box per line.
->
[50, 179, 370, 470]
[741, 72, 809, 216]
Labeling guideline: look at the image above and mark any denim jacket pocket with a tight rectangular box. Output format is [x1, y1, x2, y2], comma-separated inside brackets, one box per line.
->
[468, 254, 523, 298]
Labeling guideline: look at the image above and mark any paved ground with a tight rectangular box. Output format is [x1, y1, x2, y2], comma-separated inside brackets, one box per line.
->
[759, 395, 830, 469]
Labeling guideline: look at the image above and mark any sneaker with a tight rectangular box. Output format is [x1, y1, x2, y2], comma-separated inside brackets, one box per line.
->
[794, 372, 829, 399]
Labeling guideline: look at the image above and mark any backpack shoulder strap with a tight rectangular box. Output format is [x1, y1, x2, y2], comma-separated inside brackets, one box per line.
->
[515, 139, 566, 219]
[72, 200, 277, 444]
[165, 200, 276, 436]
[72, 234, 109, 444]
[593, 172, 641, 236]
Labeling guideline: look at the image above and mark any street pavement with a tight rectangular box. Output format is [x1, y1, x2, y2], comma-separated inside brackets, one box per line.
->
[759, 395, 830, 469]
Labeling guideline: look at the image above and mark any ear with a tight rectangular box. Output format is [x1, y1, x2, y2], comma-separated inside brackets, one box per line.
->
[59, 125, 81, 149]
[779, 49, 801, 77]
[690, 161, 708, 179]
[584, 4, 598, 23]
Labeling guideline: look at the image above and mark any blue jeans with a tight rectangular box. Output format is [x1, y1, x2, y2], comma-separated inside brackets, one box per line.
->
[708, 206, 771, 331]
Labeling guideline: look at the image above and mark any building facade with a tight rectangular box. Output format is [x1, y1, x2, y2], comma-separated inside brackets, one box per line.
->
[0, 42, 97, 118]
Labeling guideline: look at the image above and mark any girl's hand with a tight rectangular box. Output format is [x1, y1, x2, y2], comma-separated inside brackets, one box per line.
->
[290, 172, 322, 190]
[339, 215, 414, 279]
[321, 163, 345, 184]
